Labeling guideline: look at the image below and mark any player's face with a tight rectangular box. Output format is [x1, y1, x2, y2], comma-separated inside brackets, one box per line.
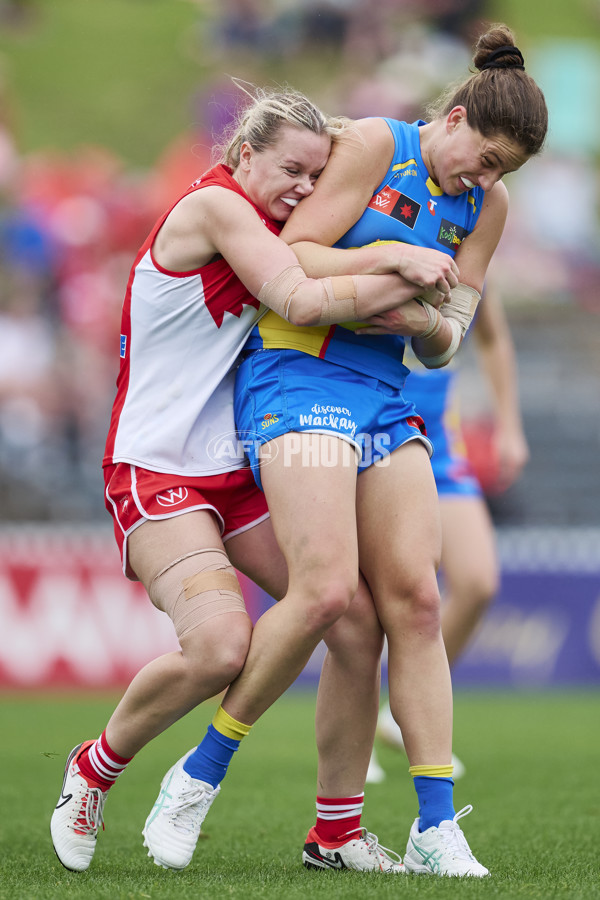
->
[237, 125, 332, 222]
[428, 107, 530, 195]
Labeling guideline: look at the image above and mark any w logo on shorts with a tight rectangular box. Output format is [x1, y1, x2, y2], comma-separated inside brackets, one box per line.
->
[155, 487, 189, 507]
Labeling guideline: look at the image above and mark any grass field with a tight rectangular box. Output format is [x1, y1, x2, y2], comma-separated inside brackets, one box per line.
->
[2, 0, 597, 170]
[1, 689, 599, 899]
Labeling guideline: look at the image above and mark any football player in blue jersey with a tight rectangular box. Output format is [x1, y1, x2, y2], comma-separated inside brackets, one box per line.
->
[371, 279, 529, 781]
[150, 23, 547, 878]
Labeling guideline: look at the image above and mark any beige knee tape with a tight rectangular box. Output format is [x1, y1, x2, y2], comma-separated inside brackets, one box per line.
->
[148, 549, 246, 640]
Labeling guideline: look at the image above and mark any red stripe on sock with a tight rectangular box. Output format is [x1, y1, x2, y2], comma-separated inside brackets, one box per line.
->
[315, 794, 364, 843]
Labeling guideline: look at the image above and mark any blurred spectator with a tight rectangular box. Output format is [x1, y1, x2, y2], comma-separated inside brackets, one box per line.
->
[0, 4, 598, 527]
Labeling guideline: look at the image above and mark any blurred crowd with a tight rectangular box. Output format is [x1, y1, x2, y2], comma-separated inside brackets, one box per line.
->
[1, 0, 599, 522]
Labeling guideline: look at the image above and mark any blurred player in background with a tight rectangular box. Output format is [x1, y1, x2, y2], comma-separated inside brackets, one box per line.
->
[369, 280, 530, 783]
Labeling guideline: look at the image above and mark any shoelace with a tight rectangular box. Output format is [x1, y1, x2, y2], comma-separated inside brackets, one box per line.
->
[168, 786, 213, 835]
[439, 805, 476, 860]
[359, 829, 403, 867]
[74, 787, 106, 836]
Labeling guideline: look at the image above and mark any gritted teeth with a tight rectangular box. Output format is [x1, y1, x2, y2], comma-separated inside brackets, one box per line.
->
[281, 197, 299, 207]
[460, 176, 475, 189]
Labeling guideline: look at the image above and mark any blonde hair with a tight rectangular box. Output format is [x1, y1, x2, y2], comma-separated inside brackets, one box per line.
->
[427, 23, 548, 156]
[216, 82, 350, 168]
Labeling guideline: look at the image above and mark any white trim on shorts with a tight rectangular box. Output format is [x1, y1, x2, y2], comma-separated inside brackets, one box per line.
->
[222, 510, 271, 544]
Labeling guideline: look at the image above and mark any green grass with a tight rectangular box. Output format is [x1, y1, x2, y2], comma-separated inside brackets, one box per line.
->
[488, 0, 600, 42]
[1, 690, 599, 899]
[1, 0, 598, 171]
[0, 0, 344, 169]
[0, 0, 208, 167]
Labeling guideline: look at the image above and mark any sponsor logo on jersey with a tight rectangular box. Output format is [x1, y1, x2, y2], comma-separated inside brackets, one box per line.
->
[155, 487, 189, 507]
[427, 199, 437, 216]
[437, 219, 468, 249]
[120, 335, 127, 358]
[391, 159, 418, 179]
[261, 412, 280, 429]
[368, 188, 421, 229]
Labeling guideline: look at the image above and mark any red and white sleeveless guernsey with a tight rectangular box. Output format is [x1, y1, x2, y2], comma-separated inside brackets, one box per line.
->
[103, 164, 280, 476]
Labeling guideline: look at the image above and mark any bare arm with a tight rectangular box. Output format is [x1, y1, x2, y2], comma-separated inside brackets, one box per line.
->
[451, 182, 509, 293]
[361, 182, 511, 366]
[472, 281, 529, 491]
[152, 182, 434, 328]
[281, 119, 460, 295]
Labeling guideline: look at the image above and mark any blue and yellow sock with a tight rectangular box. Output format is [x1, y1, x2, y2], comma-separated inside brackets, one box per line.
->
[183, 706, 251, 789]
[409, 764, 455, 832]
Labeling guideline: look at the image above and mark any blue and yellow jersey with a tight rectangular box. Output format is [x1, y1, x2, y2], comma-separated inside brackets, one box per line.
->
[245, 119, 484, 388]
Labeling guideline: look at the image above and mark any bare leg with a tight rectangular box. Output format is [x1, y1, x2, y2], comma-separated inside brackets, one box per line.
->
[357, 442, 452, 766]
[221, 433, 360, 725]
[230, 510, 384, 799]
[316, 577, 384, 796]
[105, 511, 252, 758]
[439, 497, 499, 665]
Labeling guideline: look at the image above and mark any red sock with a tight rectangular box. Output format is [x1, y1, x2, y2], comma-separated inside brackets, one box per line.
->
[77, 731, 133, 792]
[315, 794, 364, 843]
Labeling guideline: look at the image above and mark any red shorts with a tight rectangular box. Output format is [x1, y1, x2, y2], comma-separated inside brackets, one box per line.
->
[104, 463, 269, 579]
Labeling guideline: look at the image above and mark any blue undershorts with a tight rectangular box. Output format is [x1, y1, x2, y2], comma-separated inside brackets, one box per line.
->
[234, 349, 433, 490]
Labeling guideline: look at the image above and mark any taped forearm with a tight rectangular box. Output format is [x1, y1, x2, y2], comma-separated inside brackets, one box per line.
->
[411, 283, 480, 368]
[411, 317, 462, 368]
[441, 283, 481, 337]
[257, 265, 359, 326]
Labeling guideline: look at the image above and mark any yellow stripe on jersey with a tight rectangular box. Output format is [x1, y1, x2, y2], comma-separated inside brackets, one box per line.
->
[426, 177, 444, 196]
[257, 309, 366, 357]
[392, 158, 417, 172]
[468, 194, 477, 214]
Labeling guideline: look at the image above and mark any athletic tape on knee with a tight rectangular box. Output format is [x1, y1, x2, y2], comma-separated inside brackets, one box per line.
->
[148, 549, 246, 640]
[441, 283, 481, 337]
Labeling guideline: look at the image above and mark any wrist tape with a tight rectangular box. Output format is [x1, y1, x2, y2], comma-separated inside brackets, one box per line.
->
[415, 300, 444, 339]
[441, 283, 481, 337]
[412, 317, 462, 368]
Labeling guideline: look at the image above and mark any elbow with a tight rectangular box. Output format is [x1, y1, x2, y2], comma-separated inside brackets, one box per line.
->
[286, 283, 323, 327]
[420, 357, 448, 370]
[287, 304, 320, 327]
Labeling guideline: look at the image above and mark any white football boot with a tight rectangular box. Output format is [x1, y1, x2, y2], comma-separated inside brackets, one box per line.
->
[143, 749, 220, 870]
[403, 805, 489, 877]
[303, 826, 405, 873]
[50, 741, 107, 872]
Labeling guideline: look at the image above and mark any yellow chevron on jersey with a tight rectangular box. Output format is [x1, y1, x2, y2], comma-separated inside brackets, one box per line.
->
[255, 309, 366, 357]
[244, 119, 483, 388]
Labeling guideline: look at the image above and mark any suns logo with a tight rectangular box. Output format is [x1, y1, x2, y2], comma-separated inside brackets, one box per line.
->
[261, 412, 280, 429]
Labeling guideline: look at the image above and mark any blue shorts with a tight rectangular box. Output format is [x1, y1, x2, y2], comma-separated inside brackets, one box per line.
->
[405, 368, 481, 498]
[234, 349, 432, 490]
